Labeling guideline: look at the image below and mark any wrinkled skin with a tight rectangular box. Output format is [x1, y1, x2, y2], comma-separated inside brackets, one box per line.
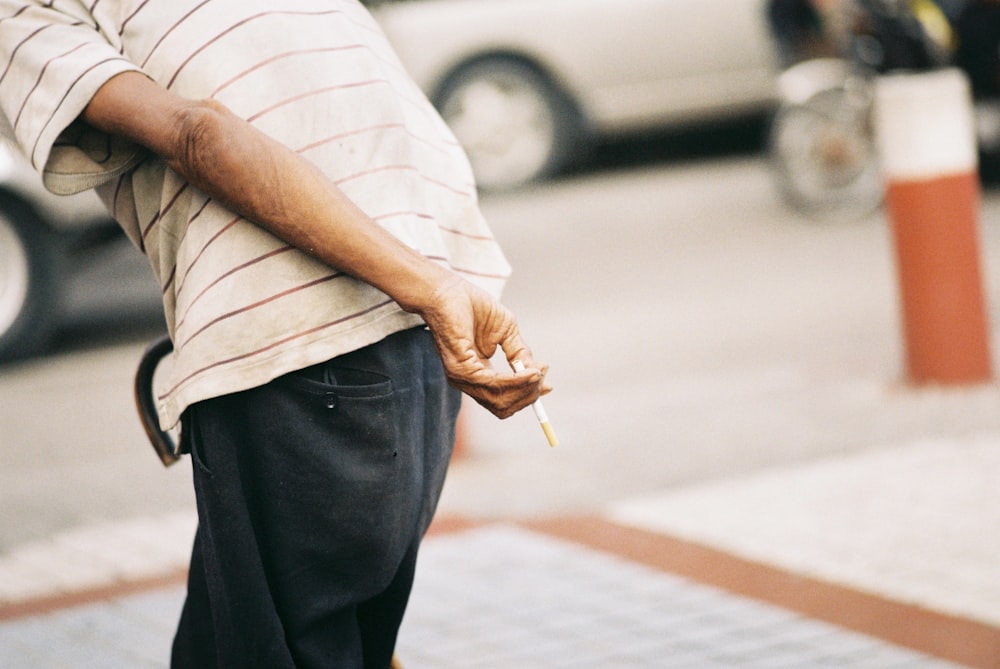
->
[83, 72, 550, 418]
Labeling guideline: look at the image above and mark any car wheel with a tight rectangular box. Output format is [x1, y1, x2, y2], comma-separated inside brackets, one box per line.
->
[0, 196, 61, 362]
[769, 86, 882, 221]
[434, 57, 586, 191]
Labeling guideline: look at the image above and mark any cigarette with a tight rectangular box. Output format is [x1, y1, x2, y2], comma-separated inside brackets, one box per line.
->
[512, 360, 558, 447]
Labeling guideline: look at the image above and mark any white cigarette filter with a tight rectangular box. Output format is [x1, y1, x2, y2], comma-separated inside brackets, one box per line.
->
[512, 360, 558, 447]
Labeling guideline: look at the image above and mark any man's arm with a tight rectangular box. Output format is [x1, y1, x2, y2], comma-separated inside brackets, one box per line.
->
[83, 71, 549, 418]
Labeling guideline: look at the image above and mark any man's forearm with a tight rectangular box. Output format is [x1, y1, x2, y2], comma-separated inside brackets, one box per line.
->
[83, 71, 549, 417]
[83, 72, 451, 315]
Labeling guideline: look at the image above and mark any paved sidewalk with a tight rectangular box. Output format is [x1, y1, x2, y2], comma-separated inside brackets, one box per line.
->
[396, 524, 968, 669]
[0, 521, 973, 669]
[2, 441, 997, 669]
[611, 434, 1000, 633]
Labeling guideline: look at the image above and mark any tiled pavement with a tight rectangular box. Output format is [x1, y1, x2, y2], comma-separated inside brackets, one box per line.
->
[395, 525, 967, 669]
[4, 427, 999, 669]
[0, 522, 972, 669]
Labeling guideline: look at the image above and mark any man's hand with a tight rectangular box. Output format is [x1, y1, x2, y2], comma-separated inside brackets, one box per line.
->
[82, 72, 549, 419]
[415, 274, 550, 419]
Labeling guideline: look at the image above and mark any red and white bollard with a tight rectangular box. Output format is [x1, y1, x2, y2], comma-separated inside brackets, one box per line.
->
[874, 68, 993, 385]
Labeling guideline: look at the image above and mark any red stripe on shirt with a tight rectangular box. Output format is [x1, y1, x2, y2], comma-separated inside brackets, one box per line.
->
[173, 244, 296, 332]
[138, 0, 212, 68]
[28, 55, 136, 166]
[176, 271, 345, 352]
[335, 164, 474, 199]
[12, 41, 88, 128]
[209, 44, 367, 99]
[158, 298, 397, 402]
[163, 9, 346, 90]
[142, 182, 189, 240]
[172, 215, 240, 299]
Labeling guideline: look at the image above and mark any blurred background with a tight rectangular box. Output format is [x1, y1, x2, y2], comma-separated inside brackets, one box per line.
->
[2, 0, 1000, 628]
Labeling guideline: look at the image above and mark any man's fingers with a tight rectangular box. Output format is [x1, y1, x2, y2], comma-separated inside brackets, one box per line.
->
[464, 385, 537, 419]
[497, 329, 532, 370]
[419, 277, 549, 418]
[451, 364, 547, 419]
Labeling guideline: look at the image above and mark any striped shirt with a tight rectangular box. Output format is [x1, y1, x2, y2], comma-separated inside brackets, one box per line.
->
[0, 0, 511, 428]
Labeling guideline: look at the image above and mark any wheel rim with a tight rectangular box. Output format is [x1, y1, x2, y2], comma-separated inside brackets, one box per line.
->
[0, 214, 30, 338]
[773, 99, 882, 216]
[441, 72, 557, 189]
[780, 111, 873, 189]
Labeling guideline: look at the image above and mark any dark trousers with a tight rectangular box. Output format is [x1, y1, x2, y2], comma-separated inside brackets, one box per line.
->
[170, 327, 460, 669]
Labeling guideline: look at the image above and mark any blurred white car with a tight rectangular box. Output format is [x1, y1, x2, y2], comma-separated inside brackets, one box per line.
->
[0, 0, 779, 361]
[364, 0, 780, 190]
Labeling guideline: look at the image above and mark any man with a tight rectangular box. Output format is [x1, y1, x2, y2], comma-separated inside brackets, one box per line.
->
[0, 1, 550, 667]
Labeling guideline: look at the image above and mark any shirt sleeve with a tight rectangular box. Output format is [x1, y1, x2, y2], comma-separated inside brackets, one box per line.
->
[0, 1, 147, 195]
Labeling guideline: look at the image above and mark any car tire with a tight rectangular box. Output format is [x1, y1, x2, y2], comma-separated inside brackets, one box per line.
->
[769, 86, 883, 221]
[0, 195, 61, 362]
[433, 57, 587, 191]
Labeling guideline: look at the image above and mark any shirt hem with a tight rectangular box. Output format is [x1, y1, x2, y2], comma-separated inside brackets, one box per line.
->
[155, 307, 427, 429]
